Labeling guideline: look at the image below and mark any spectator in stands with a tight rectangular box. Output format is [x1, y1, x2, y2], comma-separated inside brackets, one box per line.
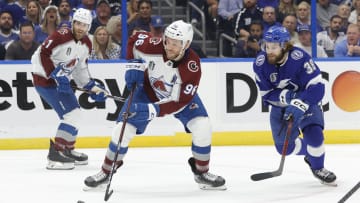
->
[317, 15, 346, 57]
[5, 21, 39, 60]
[317, 0, 339, 30]
[296, 1, 311, 26]
[334, 23, 360, 56]
[217, 0, 243, 57]
[25, 0, 42, 26]
[128, 0, 153, 36]
[234, 20, 263, 58]
[89, 26, 120, 59]
[207, 0, 219, 20]
[262, 6, 281, 32]
[294, 24, 328, 57]
[58, 0, 72, 23]
[282, 14, 299, 44]
[89, 0, 111, 34]
[2, 0, 26, 30]
[34, 5, 61, 44]
[108, 0, 121, 16]
[357, 13, 360, 27]
[276, 0, 297, 23]
[106, 15, 121, 46]
[349, 0, 360, 24]
[337, 3, 351, 32]
[234, 0, 262, 41]
[38, 0, 51, 10]
[77, 0, 96, 18]
[150, 15, 164, 37]
[257, 0, 279, 8]
[127, 0, 139, 24]
[0, 10, 19, 48]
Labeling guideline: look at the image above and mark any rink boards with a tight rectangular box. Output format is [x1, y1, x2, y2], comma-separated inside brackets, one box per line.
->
[0, 59, 359, 149]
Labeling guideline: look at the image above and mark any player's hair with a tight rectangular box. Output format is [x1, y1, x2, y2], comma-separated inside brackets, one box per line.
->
[106, 15, 121, 35]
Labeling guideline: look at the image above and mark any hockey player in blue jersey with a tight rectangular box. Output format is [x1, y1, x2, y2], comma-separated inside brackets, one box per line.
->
[253, 25, 337, 185]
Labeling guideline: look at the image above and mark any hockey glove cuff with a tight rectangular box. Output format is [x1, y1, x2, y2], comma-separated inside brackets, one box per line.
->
[83, 80, 109, 102]
[50, 64, 72, 94]
[125, 59, 146, 90]
[283, 99, 309, 125]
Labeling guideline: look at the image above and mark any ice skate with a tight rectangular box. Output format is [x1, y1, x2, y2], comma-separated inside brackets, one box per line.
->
[46, 139, 75, 170]
[304, 157, 337, 186]
[83, 170, 109, 191]
[64, 148, 88, 165]
[188, 157, 226, 190]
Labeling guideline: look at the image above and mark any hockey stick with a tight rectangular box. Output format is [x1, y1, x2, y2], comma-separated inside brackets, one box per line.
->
[338, 181, 360, 203]
[250, 117, 293, 181]
[104, 85, 135, 201]
[72, 86, 126, 102]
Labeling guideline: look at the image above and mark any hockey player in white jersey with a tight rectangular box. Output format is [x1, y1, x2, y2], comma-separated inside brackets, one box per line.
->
[84, 20, 226, 190]
[31, 8, 109, 170]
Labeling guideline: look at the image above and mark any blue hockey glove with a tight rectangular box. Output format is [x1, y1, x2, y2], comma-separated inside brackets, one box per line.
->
[128, 103, 159, 121]
[83, 80, 109, 102]
[125, 59, 145, 90]
[50, 63, 72, 94]
[283, 99, 309, 126]
[279, 89, 297, 105]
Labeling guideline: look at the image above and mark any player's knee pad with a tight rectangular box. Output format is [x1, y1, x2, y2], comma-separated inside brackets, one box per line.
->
[187, 117, 212, 146]
[62, 108, 81, 129]
[303, 125, 325, 157]
[111, 122, 137, 147]
[274, 137, 305, 155]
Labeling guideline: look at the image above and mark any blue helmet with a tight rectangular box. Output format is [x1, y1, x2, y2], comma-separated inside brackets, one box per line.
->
[263, 25, 290, 43]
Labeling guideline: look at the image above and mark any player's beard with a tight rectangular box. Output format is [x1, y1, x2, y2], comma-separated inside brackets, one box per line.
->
[267, 50, 285, 65]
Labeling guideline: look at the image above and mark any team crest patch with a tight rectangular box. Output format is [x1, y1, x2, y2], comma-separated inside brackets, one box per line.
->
[255, 54, 265, 66]
[149, 37, 162, 45]
[187, 61, 199, 72]
[291, 50, 303, 60]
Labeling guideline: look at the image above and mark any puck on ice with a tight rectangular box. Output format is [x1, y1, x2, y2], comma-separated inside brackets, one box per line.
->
[77, 201, 85, 203]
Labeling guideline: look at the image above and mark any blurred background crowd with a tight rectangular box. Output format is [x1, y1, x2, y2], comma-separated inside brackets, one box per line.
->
[0, 0, 359, 60]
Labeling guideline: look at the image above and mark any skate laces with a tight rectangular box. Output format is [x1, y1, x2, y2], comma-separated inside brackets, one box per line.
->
[314, 168, 332, 178]
[93, 171, 108, 181]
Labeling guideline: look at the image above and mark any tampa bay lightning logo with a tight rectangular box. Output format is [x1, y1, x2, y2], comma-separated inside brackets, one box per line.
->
[291, 50, 303, 60]
[255, 54, 265, 66]
[270, 72, 277, 83]
[150, 75, 176, 99]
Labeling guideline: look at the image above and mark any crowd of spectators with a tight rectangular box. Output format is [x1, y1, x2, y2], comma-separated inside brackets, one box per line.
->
[1, 0, 360, 59]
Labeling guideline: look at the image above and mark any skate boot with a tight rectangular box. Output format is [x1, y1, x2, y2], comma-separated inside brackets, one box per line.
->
[84, 170, 109, 191]
[188, 157, 226, 190]
[46, 139, 75, 170]
[304, 156, 337, 186]
[64, 148, 88, 165]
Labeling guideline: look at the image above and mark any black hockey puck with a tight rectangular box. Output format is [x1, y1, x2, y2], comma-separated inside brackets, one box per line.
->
[77, 201, 85, 203]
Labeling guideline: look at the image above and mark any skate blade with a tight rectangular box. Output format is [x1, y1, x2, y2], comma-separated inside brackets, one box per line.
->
[198, 184, 227, 191]
[320, 180, 338, 187]
[83, 184, 107, 192]
[46, 161, 75, 170]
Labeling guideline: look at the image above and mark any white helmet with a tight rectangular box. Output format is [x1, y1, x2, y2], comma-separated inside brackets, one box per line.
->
[72, 8, 92, 31]
[164, 20, 193, 50]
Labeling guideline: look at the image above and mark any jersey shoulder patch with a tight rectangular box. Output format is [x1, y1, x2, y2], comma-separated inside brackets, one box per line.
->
[255, 54, 265, 66]
[187, 60, 199, 72]
[290, 49, 304, 60]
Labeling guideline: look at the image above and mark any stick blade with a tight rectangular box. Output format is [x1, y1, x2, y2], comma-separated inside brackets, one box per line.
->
[250, 171, 281, 181]
[104, 189, 113, 201]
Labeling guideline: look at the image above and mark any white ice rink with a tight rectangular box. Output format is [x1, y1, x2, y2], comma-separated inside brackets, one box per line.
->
[1, 144, 359, 203]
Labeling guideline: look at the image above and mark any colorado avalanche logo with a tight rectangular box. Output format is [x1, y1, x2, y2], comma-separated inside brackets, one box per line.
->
[255, 54, 265, 66]
[150, 75, 175, 99]
[187, 61, 199, 72]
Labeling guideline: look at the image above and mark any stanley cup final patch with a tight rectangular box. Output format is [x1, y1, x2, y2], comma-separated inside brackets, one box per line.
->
[188, 61, 199, 72]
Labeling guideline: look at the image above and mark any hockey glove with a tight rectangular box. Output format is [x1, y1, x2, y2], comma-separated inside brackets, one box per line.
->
[125, 59, 145, 90]
[283, 99, 309, 126]
[279, 89, 297, 105]
[50, 63, 73, 94]
[128, 103, 159, 122]
[83, 80, 109, 102]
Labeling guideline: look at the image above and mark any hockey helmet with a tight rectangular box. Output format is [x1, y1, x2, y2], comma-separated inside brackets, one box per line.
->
[163, 20, 193, 50]
[72, 8, 92, 31]
[263, 25, 290, 43]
